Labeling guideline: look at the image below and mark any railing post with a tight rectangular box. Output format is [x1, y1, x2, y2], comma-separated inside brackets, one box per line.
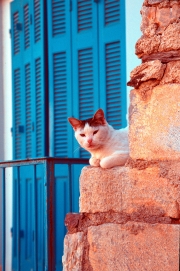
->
[68, 164, 72, 213]
[2, 168, 5, 271]
[44, 159, 55, 271]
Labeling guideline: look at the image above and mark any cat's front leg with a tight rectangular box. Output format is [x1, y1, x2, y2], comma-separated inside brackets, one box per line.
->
[89, 156, 100, 167]
[100, 152, 129, 169]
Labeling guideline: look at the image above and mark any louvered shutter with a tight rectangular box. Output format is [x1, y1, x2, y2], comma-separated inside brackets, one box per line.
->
[11, 0, 45, 159]
[71, 0, 99, 158]
[32, 0, 46, 157]
[47, 1, 73, 269]
[48, 0, 72, 158]
[11, 1, 45, 270]
[11, 0, 25, 160]
[98, 0, 127, 129]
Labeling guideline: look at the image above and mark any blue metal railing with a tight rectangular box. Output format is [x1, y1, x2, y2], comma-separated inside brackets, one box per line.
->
[0, 157, 88, 271]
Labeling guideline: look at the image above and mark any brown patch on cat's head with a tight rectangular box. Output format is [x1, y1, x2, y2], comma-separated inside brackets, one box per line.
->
[68, 109, 106, 130]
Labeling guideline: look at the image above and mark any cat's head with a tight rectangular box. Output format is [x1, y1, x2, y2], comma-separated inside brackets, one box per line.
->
[68, 109, 109, 152]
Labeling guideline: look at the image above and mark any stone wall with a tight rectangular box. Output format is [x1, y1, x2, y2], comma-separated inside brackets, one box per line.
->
[62, 0, 180, 270]
[63, 164, 180, 270]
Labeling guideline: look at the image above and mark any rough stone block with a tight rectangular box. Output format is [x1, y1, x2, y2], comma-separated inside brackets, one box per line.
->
[80, 164, 180, 218]
[122, 165, 180, 219]
[127, 60, 166, 88]
[160, 61, 180, 84]
[62, 232, 84, 271]
[129, 84, 180, 160]
[80, 166, 124, 213]
[88, 222, 180, 271]
[159, 22, 180, 52]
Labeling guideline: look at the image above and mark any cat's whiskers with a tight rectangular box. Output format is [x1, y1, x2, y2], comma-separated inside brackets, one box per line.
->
[73, 145, 81, 154]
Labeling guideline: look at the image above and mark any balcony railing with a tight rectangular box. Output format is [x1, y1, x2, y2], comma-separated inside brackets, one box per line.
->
[0, 157, 88, 271]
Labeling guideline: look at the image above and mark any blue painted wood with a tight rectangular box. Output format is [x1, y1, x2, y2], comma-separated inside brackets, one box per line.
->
[98, 0, 127, 129]
[11, 0, 46, 160]
[11, 0, 25, 160]
[71, 0, 99, 158]
[47, 0, 73, 158]
[54, 164, 70, 270]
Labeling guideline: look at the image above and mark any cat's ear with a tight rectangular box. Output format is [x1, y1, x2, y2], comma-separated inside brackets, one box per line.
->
[68, 117, 82, 130]
[93, 109, 106, 125]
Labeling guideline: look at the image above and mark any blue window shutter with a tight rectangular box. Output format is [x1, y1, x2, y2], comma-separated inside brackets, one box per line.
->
[25, 63, 32, 157]
[98, 0, 127, 129]
[47, 2, 73, 269]
[11, 1, 46, 271]
[11, 1, 25, 160]
[32, 0, 46, 157]
[11, 0, 46, 159]
[71, 0, 99, 158]
[47, 0, 72, 158]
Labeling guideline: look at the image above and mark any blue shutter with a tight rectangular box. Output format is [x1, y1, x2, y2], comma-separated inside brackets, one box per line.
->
[11, 1, 25, 160]
[98, 0, 127, 129]
[47, 2, 72, 270]
[48, 0, 72, 158]
[32, 0, 46, 157]
[25, 63, 32, 157]
[11, 0, 46, 159]
[11, 1, 45, 270]
[71, 0, 99, 158]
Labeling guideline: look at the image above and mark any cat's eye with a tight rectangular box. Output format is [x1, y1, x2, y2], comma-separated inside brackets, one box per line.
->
[93, 130, 99, 135]
[80, 134, 85, 137]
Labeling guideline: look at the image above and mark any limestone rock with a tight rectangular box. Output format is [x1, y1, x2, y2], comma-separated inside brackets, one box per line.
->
[142, 49, 180, 62]
[80, 164, 180, 219]
[155, 7, 173, 33]
[140, 6, 157, 35]
[159, 22, 180, 52]
[132, 79, 160, 101]
[148, 0, 164, 4]
[79, 166, 124, 213]
[88, 223, 180, 271]
[122, 165, 180, 219]
[135, 35, 161, 58]
[129, 84, 180, 160]
[62, 232, 84, 271]
[160, 61, 180, 84]
[127, 60, 166, 88]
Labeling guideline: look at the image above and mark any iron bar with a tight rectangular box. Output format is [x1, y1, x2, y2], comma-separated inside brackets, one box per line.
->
[0, 157, 88, 168]
[68, 164, 72, 213]
[2, 168, 5, 271]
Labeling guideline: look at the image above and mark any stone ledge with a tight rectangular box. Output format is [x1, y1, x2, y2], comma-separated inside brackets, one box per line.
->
[80, 162, 180, 218]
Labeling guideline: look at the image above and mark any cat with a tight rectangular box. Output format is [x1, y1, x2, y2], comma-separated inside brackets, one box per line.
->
[68, 109, 129, 169]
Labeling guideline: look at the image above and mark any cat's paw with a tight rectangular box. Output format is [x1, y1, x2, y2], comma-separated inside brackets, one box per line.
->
[89, 157, 100, 167]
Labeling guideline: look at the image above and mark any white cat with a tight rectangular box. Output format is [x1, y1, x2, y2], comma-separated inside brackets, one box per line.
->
[68, 109, 129, 169]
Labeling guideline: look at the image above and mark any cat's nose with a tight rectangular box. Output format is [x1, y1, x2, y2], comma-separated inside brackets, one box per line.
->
[87, 138, 92, 144]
